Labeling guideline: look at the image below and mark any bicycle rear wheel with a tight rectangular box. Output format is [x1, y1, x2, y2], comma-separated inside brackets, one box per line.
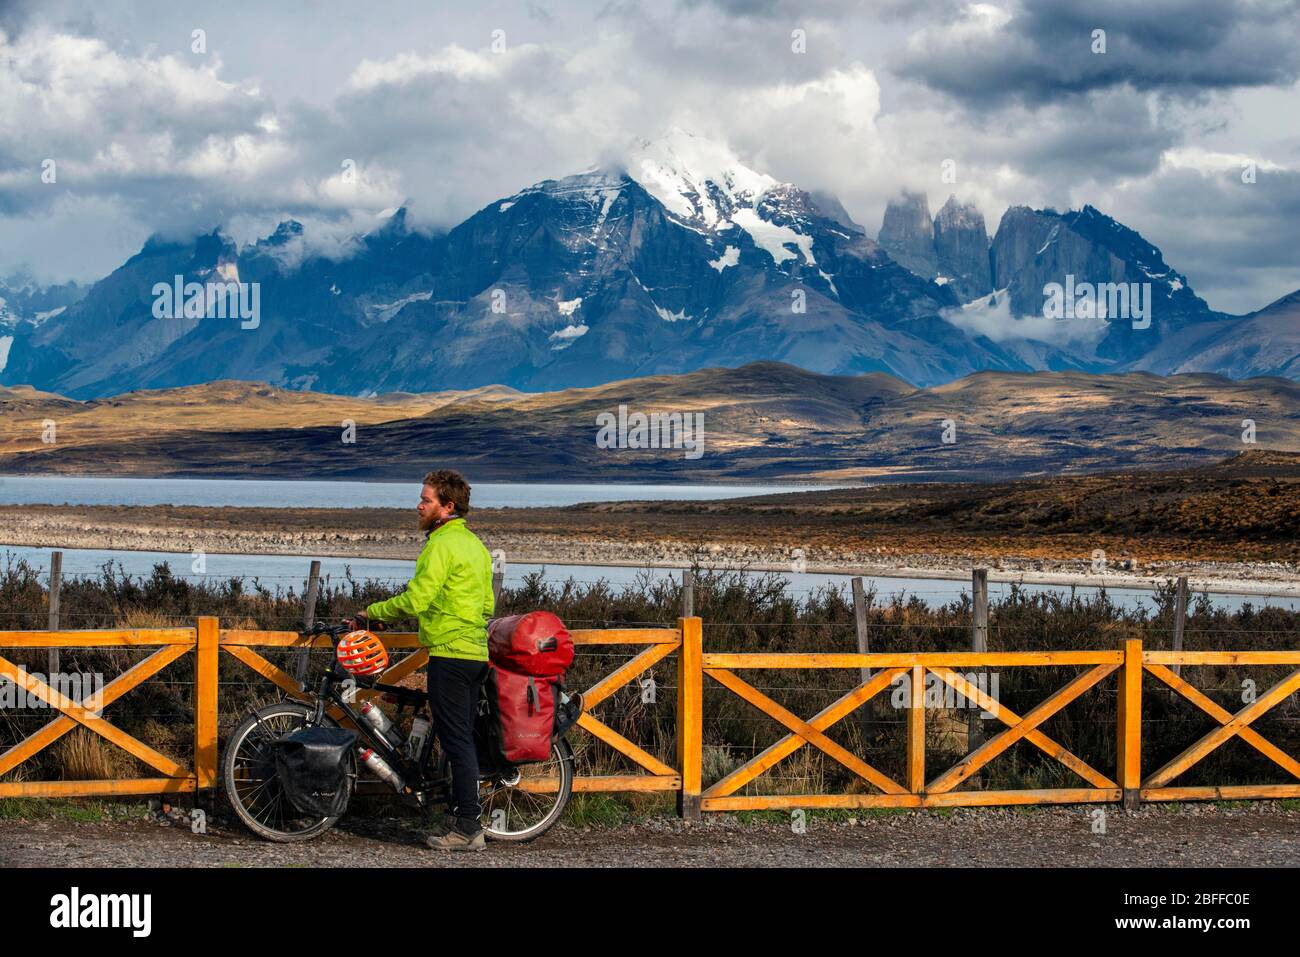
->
[439, 737, 574, 842]
[222, 702, 351, 842]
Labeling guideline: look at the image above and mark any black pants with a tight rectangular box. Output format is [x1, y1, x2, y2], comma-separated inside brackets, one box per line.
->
[427, 656, 489, 829]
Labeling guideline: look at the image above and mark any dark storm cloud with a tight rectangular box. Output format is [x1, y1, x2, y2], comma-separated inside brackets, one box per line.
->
[680, 0, 964, 20]
[0, 0, 36, 34]
[893, 0, 1300, 109]
[952, 88, 1181, 186]
[595, 0, 851, 87]
[1121, 161, 1300, 311]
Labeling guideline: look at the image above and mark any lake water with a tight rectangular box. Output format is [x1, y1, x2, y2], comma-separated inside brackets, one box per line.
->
[0, 476, 843, 509]
[1, 477, 1294, 614]
[2, 544, 1295, 614]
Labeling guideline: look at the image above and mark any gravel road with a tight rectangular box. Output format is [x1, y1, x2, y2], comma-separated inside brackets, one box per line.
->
[3, 803, 1297, 868]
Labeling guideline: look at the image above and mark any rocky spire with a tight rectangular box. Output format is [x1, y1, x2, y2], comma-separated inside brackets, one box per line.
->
[933, 195, 992, 300]
[878, 191, 938, 279]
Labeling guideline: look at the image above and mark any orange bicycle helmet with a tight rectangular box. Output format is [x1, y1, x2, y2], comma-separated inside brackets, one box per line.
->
[336, 630, 389, 676]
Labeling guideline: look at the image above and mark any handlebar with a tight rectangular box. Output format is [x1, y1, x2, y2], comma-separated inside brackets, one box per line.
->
[305, 619, 387, 639]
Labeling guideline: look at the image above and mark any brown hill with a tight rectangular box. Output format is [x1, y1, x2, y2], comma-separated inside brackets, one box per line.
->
[0, 362, 1296, 481]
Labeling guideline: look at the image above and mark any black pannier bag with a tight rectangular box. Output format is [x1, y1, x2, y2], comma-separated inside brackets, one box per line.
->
[271, 726, 358, 817]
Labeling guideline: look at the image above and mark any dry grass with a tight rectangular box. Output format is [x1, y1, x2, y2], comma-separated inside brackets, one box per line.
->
[0, 381, 444, 455]
[50, 729, 130, 781]
[119, 609, 176, 629]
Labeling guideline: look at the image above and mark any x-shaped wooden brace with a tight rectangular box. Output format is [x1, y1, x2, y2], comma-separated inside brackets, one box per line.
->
[575, 641, 680, 777]
[0, 648, 189, 778]
[926, 663, 1120, 793]
[1144, 665, 1300, 787]
[703, 667, 909, 798]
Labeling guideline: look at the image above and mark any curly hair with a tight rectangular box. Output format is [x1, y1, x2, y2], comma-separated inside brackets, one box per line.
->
[423, 469, 472, 515]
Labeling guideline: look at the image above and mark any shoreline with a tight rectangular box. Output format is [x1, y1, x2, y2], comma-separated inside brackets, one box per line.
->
[6, 543, 1297, 597]
[2, 503, 1298, 597]
[0, 473, 854, 489]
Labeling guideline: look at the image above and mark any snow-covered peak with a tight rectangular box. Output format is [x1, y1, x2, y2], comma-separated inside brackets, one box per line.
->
[520, 167, 625, 200]
[624, 128, 777, 229]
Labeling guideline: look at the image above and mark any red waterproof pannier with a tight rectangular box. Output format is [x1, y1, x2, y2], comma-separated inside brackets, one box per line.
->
[488, 612, 573, 676]
[487, 612, 575, 763]
[491, 668, 556, 763]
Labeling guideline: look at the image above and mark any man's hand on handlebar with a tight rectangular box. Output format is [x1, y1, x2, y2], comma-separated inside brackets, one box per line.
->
[344, 612, 385, 632]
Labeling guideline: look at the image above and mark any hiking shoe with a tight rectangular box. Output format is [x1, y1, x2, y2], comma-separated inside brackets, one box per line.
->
[424, 827, 485, 852]
[423, 814, 452, 839]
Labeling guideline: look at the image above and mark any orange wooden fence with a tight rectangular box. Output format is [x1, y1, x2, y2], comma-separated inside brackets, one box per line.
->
[2, 621, 1298, 814]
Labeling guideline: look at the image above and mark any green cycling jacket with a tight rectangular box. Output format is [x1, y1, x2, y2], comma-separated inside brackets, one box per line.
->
[365, 517, 494, 661]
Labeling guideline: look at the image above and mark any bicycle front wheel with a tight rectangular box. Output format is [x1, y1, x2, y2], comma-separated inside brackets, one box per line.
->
[222, 702, 351, 843]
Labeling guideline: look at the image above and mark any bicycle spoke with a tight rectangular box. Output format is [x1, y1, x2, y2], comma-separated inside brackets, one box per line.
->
[479, 744, 570, 837]
[228, 708, 335, 837]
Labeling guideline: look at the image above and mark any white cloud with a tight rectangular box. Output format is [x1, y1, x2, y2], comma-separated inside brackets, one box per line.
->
[348, 44, 512, 90]
[1160, 147, 1287, 174]
[0, 28, 267, 171]
[942, 289, 1108, 343]
[752, 64, 882, 140]
[904, 3, 1013, 54]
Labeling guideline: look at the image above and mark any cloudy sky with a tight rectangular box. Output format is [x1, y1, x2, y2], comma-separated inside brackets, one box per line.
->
[0, 0, 1296, 313]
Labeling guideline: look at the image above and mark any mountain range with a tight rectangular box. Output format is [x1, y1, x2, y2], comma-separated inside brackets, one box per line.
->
[0, 128, 1295, 398]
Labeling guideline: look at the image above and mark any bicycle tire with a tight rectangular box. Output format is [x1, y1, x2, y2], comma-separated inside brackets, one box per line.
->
[222, 702, 352, 843]
[438, 737, 574, 843]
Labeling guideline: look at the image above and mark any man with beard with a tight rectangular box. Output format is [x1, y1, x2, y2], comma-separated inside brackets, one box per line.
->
[352, 469, 494, 851]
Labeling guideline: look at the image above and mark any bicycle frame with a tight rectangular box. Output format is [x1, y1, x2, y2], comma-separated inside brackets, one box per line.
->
[295, 621, 578, 812]
[224, 620, 580, 843]
[301, 625, 449, 806]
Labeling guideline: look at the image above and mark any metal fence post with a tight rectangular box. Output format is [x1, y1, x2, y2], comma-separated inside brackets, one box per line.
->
[676, 615, 702, 820]
[47, 550, 62, 677]
[195, 617, 220, 790]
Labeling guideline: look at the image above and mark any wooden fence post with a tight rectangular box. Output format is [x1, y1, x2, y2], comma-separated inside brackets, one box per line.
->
[969, 567, 989, 750]
[293, 560, 321, 687]
[47, 550, 62, 678]
[1171, 576, 1188, 678]
[1117, 637, 1142, 811]
[971, 567, 989, 652]
[681, 569, 694, 619]
[907, 663, 926, 794]
[852, 577, 871, 737]
[492, 562, 504, 605]
[194, 617, 220, 790]
[851, 577, 870, 675]
[676, 615, 702, 820]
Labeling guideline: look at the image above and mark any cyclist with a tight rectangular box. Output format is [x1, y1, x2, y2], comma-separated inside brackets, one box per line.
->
[352, 469, 494, 852]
